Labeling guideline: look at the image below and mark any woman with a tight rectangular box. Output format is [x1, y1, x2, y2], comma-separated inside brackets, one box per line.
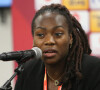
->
[14, 4, 100, 90]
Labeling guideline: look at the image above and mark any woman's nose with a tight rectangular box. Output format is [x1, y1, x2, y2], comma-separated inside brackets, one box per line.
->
[44, 35, 55, 45]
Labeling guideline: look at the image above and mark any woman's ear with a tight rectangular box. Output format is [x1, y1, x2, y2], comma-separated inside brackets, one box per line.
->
[33, 40, 35, 47]
[69, 34, 73, 45]
[33, 40, 36, 47]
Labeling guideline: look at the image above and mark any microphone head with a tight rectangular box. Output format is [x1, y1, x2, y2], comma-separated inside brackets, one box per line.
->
[32, 47, 42, 59]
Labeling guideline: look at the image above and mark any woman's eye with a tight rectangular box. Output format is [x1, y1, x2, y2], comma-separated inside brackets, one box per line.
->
[37, 33, 44, 37]
[55, 32, 63, 36]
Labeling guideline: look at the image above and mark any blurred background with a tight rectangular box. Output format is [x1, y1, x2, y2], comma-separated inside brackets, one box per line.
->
[0, 0, 100, 89]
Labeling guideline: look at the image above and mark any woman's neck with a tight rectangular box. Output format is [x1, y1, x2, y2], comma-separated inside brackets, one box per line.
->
[45, 60, 66, 81]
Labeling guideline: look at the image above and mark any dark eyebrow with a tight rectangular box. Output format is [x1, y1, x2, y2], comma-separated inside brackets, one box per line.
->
[53, 26, 64, 30]
[35, 26, 64, 31]
[35, 27, 46, 30]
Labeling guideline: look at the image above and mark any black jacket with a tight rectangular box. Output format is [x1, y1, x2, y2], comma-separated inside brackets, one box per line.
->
[14, 54, 100, 90]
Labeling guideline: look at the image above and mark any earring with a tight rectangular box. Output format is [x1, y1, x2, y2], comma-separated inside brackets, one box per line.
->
[70, 44, 72, 48]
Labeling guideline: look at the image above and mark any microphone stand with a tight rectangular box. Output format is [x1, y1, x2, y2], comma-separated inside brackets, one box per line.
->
[0, 63, 24, 90]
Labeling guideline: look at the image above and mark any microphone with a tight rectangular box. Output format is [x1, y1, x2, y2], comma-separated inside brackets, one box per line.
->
[0, 47, 42, 63]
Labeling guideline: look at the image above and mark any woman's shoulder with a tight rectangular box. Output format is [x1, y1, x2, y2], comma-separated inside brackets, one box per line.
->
[22, 58, 44, 73]
[14, 58, 45, 90]
[79, 54, 100, 90]
[81, 54, 100, 75]
[24, 58, 42, 67]
[82, 54, 100, 68]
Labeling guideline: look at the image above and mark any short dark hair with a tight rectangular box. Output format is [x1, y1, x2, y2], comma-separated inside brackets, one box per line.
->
[31, 4, 91, 90]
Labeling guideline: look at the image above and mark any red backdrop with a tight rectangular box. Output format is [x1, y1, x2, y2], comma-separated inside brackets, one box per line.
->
[11, 0, 36, 80]
[12, 0, 35, 51]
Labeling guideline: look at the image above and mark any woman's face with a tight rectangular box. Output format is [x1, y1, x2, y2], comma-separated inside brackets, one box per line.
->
[33, 11, 72, 65]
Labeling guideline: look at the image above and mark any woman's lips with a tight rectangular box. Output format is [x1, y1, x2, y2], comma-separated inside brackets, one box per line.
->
[43, 52, 57, 57]
[43, 49, 57, 58]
